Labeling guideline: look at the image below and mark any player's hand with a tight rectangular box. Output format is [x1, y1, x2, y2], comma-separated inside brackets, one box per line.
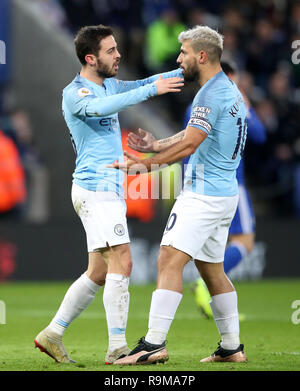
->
[127, 128, 158, 153]
[107, 151, 149, 174]
[155, 75, 184, 95]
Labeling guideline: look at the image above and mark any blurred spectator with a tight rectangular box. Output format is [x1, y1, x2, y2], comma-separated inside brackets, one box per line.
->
[255, 99, 278, 134]
[0, 239, 17, 282]
[222, 7, 247, 33]
[144, 6, 185, 73]
[0, 129, 26, 218]
[246, 18, 287, 87]
[60, 0, 142, 34]
[238, 70, 265, 103]
[0, 109, 49, 223]
[58, 0, 97, 34]
[11, 110, 50, 223]
[290, 1, 300, 35]
[141, 0, 173, 26]
[221, 29, 245, 70]
[121, 130, 158, 223]
[186, 6, 220, 30]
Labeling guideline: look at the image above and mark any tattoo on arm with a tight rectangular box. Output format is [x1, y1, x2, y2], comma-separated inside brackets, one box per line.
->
[156, 130, 186, 150]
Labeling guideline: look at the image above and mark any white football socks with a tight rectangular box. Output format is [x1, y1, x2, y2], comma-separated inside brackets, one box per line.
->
[48, 273, 101, 336]
[103, 273, 130, 351]
[145, 289, 183, 345]
[210, 291, 240, 350]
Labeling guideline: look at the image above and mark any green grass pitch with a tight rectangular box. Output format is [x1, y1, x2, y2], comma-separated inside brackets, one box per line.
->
[0, 279, 299, 371]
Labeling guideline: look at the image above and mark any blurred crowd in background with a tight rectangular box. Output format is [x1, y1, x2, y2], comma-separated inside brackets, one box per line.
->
[0, 0, 300, 221]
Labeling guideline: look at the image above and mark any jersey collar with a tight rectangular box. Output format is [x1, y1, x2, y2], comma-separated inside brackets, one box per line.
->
[75, 73, 108, 90]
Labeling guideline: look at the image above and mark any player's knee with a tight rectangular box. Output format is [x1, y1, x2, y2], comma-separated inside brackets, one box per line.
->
[86, 270, 107, 286]
[122, 258, 132, 276]
[157, 247, 170, 270]
[157, 247, 183, 273]
[106, 244, 132, 276]
[157, 256, 168, 273]
[119, 247, 132, 273]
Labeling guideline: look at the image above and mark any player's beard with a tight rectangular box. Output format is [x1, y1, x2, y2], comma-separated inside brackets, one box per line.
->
[182, 58, 199, 82]
[95, 58, 119, 78]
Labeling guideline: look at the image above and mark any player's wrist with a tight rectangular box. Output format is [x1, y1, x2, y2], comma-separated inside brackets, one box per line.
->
[153, 140, 160, 152]
[151, 82, 158, 96]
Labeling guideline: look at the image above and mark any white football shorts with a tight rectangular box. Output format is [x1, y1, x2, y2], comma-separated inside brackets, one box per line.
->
[71, 183, 130, 252]
[161, 190, 239, 263]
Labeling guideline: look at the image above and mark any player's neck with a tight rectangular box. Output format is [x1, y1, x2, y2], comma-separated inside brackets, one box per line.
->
[198, 64, 222, 87]
[80, 67, 105, 86]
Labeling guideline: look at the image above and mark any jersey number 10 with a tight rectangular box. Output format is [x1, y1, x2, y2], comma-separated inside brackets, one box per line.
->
[232, 117, 247, 160]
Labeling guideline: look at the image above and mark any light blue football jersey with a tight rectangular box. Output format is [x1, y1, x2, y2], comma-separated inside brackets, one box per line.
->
[62, 69, 182, 196]
[184, 71, 247, 197]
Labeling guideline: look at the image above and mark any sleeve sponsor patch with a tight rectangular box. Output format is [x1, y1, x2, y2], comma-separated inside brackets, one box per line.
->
[192, 106, 211, 115]
[77, 87, 93, 97]
[188, 117, 212, 132]
[188, 106, 212, 132]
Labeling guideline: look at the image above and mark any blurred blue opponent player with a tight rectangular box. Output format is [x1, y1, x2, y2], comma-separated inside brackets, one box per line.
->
[111, 26, 248, 364]
[184, 62, 266, 318]
[34, 24, 184, 365]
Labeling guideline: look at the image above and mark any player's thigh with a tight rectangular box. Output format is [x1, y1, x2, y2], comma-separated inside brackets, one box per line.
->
[71, 184, 130, 252]
[194, 194, 238, 263]
[195, 224, 229, 264]
[157, 245, 192, 273]
[160, 192, 219, 259]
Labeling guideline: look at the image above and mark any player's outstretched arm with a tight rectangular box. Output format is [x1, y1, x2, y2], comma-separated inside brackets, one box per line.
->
[127, 128, 186, 153]
[109, 126, 207, 173]
[65, 77, 184, 118]
[154, 129, 186, 151]
[139, 126, 207, 168]
[115, 68, 183, 93]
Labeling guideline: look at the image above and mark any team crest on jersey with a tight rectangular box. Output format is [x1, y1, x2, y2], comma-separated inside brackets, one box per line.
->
[78, 88, 93, 97]
[114, 224, 125, 236]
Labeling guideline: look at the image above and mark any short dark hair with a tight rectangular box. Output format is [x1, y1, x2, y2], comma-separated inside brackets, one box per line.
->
[74, 25, 114, 65]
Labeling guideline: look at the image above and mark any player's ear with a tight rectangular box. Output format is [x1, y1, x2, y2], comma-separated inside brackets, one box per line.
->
[198, 50, 207, 65]
[85, 54, 96, 66]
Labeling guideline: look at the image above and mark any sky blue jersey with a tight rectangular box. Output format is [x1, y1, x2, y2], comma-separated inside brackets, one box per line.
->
[184, 71, 247, 197]
[62, 69, 182, 196]
[183, 103, 266, 186]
